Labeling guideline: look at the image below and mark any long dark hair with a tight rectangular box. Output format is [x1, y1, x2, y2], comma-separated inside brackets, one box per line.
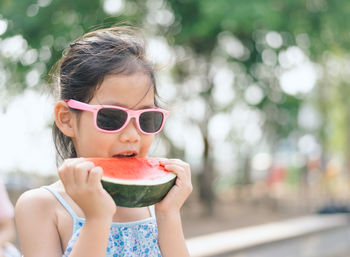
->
[49, 26, 158, 166]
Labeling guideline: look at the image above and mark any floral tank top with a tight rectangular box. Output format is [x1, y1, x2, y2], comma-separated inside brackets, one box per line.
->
[43, 186, 162, 257]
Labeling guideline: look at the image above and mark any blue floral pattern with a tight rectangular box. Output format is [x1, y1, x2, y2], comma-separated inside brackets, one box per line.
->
[63, 218, 162, 257]
[41, 186, 161, 257]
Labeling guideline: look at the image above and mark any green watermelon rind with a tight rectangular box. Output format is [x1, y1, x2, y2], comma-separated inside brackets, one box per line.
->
[101, 174, 176, 207]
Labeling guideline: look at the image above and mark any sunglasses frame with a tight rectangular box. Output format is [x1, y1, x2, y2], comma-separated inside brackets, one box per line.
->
[65, 99, 169, 135]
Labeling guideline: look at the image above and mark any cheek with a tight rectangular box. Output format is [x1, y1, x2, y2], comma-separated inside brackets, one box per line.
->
[74, 111, 94, 133]
[140, 135, 154, 154]
[78, 132, 114, 157]
[74, 113, 107, 155]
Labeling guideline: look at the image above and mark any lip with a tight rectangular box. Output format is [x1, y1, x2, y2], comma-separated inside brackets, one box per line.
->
[113, 150, 138, 158]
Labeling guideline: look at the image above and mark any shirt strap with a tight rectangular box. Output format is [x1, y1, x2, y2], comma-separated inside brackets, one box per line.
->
[148, 205, 156, 218]
[42, 185, 79, 221]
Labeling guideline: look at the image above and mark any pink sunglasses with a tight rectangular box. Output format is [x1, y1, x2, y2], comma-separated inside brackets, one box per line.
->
[65, 99, 169, 134]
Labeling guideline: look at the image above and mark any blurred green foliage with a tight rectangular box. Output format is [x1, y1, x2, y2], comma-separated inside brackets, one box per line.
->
[1, 0, 350, 214]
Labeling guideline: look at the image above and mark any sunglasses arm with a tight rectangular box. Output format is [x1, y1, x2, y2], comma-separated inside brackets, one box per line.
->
[65, 99, 97, 112]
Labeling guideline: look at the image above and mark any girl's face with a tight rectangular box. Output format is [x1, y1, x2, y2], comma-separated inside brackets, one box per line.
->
[71, 72, 155, 158]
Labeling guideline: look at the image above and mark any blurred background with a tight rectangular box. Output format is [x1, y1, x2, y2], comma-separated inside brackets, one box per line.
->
[1, 0, 350, 256]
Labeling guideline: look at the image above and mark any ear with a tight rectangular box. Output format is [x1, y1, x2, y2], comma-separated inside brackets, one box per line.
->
[54, 100, 76, 137]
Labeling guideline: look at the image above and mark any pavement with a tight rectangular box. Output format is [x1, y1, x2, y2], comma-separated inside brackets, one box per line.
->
[186, 214, 350, 257]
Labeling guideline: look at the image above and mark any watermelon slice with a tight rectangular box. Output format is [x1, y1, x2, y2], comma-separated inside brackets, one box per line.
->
[87, 157, 176, 207]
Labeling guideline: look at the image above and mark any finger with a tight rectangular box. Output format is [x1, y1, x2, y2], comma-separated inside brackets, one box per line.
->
[159, 158, 185, 165]
[160, 159, 190, 172]
[163, 164, 185, 178]
[74, 161, 95, 186]
[163, 160, 191, 177]
[165, 163, 192, 188]
[87, 166, 103, 189]
[58, 158, 85, 184]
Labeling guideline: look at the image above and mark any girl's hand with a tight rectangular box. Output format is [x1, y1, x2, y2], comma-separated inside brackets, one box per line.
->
[155, 159, 193, 215]
[58, 158, 116, 221]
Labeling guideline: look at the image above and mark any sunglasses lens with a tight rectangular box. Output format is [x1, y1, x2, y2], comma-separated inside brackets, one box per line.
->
[139, 111, 164, 133]
[97, 108, 127, 131]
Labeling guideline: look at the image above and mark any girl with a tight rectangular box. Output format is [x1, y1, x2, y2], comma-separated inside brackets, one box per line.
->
[15, 26, 192, 257]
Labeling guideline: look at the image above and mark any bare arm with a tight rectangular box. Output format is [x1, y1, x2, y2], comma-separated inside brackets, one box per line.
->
[156, 159, 192, 257]
[16, 183, 114, 257]
[67, 218, 111, 257]
[157, 212, 189, 257]
[16, 188, 113, 257]
[15, 189, 63, 257]
[57, 158, 116, 257]
[0, 218, 15, 247]
[16, 159, 116, 257]
[0, 181, 15, 248]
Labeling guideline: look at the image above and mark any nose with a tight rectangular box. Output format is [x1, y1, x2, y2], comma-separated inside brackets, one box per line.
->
[119, 118, 141, 143]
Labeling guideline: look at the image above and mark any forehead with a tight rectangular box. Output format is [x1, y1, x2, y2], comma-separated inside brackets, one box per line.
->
[91, 73, 155, 108]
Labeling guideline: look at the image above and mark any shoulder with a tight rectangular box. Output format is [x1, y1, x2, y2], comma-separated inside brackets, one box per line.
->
[15, 184, 65, 257]
[15, 186, 58, 221]
[16, 186, 55, 207]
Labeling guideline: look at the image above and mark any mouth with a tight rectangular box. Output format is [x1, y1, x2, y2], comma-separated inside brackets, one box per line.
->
[113, 151, 138, 158]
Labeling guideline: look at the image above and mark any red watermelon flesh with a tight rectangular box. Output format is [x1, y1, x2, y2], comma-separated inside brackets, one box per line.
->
[86, 157, 177, 207]
[88, 157, 170, 181]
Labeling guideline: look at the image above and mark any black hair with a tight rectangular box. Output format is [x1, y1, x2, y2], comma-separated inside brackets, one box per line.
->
[49, 26, 158, 165]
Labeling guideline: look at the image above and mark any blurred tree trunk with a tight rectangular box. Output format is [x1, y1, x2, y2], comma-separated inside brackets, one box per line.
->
[198, 135, 215, 216]
[340, 83, 350, 174]
[242, 154, 252, 185]
[197, 61, 215, 217]
[316, 78, 328, 162]
[235, 152, 252, 202]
